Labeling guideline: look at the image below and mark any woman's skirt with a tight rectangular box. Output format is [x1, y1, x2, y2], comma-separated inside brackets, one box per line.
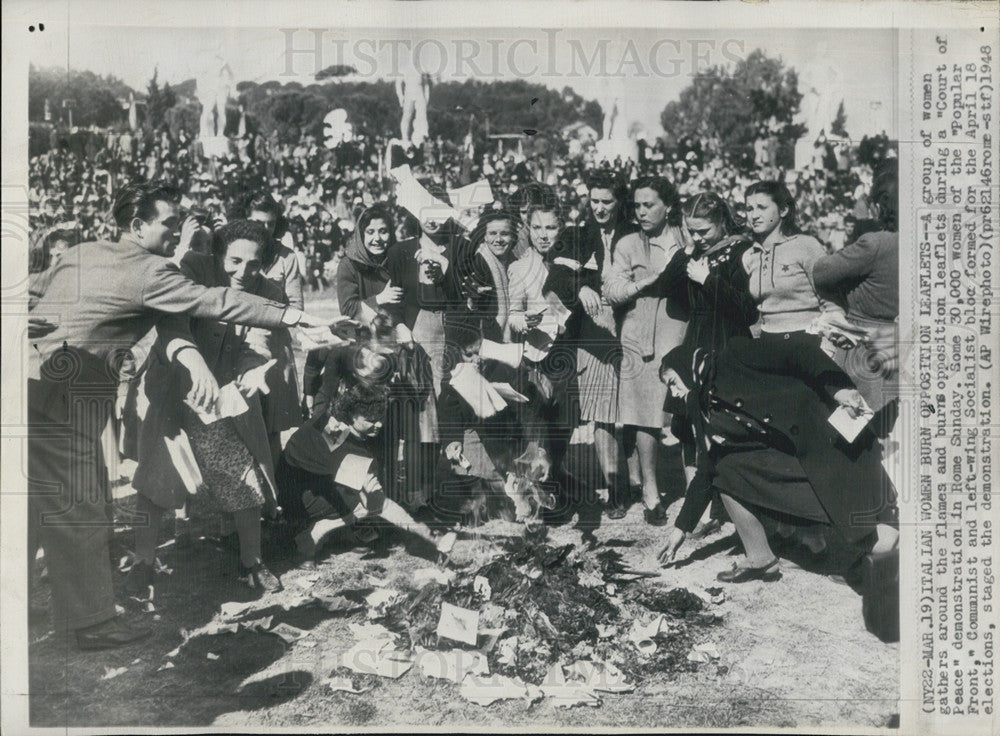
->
[185, 409, 267, 513]
[411, 309, 444, 442]
[575, 301, 620, 425]
[714, 446, 829, 524]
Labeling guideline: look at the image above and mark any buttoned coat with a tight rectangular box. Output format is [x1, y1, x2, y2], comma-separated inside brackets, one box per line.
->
[131, 252, 284, 510]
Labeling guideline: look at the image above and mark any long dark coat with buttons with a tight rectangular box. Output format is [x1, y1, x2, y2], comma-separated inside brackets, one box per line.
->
[131, 252, 283, 510]
[678, 331, 895, 547]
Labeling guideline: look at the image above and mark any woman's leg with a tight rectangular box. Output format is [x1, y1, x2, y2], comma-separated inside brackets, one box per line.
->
[719, 493, 776, 567]
[233, 506, 263, 569]
[622, 425, 641, 489]
[594, 421, 619, 492]
[635, 428, 660, 509]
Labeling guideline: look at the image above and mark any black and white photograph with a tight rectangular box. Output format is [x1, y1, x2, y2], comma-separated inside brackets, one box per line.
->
[2, 1, 997, 733]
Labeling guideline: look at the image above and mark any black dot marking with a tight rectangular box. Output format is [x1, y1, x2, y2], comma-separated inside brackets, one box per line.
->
[29, 25, 35, 32]
[40, 23, 45, 31]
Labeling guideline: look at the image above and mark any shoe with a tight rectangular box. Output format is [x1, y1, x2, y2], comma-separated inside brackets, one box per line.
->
[293, 531, 319, 570]
[351, 523, 379, 544]
[643, 503, 668, 527]
[122, 560, 155, 598]
[605, 503, 628, 520]
[239, 563, 283, 594]
[690, 517, 723, 540]
[716, 558, 782, 583]
[75, 616, 152, 651]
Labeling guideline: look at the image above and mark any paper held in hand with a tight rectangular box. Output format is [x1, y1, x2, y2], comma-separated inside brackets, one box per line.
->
[828, 401, 875, 443]
[297, 325, 348, 351]
[184, 382, 248, 424]
[334, 453, 374, 491]
[449, 362, 507, 419]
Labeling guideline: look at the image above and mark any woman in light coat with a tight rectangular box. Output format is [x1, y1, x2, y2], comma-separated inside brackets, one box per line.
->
[603, 176, 688, 526]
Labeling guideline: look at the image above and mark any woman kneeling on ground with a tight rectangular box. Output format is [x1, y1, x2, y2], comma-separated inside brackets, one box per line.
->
[656, 333, 898, 583]
[276, 383, 455, 568]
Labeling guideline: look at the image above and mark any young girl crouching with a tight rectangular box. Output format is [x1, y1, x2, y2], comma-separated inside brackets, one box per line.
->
[276, 383, 455, 568]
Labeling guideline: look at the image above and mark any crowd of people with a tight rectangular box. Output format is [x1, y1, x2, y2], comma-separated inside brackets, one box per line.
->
[26, 119, 902, 651]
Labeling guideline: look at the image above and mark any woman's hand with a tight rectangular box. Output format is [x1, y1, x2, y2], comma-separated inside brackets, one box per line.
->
[657, 527, 687, 565]
[833, 388, 869, 419]
[324, 415, 350, 436]
[175, 347, 219, 415]
[375, 279, 403, 305]
[578, 286, 602, 317]
[686, 258, 710, 285]
[507, 314, 529, 334]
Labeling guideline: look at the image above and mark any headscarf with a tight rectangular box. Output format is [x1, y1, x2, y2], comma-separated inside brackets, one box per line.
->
[345, 205, 395, 269]
[661, 344, 718, 453]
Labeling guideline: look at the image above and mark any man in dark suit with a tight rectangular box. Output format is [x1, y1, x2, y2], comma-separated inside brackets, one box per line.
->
[27, 181, 332, 650]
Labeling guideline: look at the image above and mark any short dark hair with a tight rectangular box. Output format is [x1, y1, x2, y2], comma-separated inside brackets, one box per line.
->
[744, 180, 801, 236]
[356, 204, 396, 249]
[585, 170, 627, 203]
[332, 383, 389, 425]
[111, 181, 181, 231]
[630, 176, 683, 228]
[211, 219, 270, 260]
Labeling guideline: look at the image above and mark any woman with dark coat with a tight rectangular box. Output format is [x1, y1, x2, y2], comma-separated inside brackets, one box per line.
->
[453, 211, 521, 344]
[658, 192, 758, 355]
[656, 334, 899, 581]
[335, 204, 402, 323]
[542, 171, 637, 517]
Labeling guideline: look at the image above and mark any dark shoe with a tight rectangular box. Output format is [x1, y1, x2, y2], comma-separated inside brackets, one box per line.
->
[122, 560, 155, 598]
[75, 616, 152, 651]
[643, 503, 668, 527]
[239, 563, 283, 594]
[293, 531, 319, 570]
[690, 517, 723, 540]
[605, 503, 628, 520]
[716, 558, 781, 583]
[351, 523, 380, 544]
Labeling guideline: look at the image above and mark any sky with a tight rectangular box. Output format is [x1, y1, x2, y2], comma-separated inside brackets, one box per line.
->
[30, 25, 896, 139]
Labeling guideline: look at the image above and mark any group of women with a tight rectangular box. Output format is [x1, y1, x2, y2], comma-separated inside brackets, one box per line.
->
[114, 161, 900, 598]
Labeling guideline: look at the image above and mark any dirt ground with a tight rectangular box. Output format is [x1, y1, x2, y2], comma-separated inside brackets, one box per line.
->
[27, 286, 900, 730]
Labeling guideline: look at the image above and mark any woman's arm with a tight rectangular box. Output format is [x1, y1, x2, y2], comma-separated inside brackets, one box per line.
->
[601, 238, 639, 306]
[797, 235, 845, 316]
[702, 246, 759, 327]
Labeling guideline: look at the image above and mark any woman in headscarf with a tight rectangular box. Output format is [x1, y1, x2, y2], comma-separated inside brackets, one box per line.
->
[336, 204, 401, 322]
[603, 176, 688, 526]
[656, 336, 899, 582]
[335, 205, 435, 509]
